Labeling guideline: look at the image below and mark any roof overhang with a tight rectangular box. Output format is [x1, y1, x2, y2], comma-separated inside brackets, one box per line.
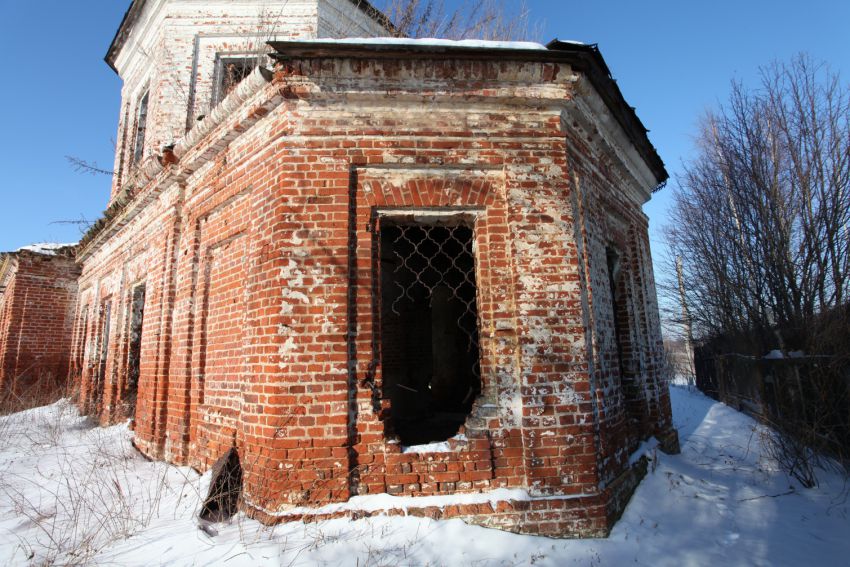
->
[105, 0, 148, 74]
[268, 38, 668, 186]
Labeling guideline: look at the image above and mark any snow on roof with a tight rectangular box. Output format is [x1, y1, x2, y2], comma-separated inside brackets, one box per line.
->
[290, 37, 554, 51]
[17, 242, 77, 256]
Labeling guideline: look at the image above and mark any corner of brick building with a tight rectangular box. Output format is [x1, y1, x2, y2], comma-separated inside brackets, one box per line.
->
[44, 1, 679, 540]
[0, 249, 80, 409]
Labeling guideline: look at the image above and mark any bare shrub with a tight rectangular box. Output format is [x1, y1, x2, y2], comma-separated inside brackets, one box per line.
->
[1, 369, 76, 417]
[0, 404, 198, 565]
[762, 342, 850, 488]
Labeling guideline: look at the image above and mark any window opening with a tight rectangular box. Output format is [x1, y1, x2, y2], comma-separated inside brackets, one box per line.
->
[607, 246, 640, 423]
[212, 57, 257, 107]
[379, 215, 481, 445]
[74, 306, 90, 381]
[125, 284, 146, 415]
[606, 248, 626, 381]
[93, 300, 112, 411]
[132, 91, 149, 165]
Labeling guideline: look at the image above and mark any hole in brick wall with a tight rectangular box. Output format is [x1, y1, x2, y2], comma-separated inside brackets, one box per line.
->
[199, 447, 242, 523]
[379, 215, 482, 446]
[125, 284, 146, 417]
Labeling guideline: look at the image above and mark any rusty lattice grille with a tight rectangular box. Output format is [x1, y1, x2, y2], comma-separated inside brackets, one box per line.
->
[378, 217, 482, 445]
[387, 223, 479, 354]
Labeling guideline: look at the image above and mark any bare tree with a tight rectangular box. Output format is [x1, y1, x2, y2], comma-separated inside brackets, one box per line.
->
[666, 55, 850, 485]
[65, 155, 114, 177]
[372, 0, 536, 40]
[667, 54, 850, 348]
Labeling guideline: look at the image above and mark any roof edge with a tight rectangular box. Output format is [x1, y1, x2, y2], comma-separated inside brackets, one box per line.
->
[105, 0, 148, 74]
[546, 40, 667, 187]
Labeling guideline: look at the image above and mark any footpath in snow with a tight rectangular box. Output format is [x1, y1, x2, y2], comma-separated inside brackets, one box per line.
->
[0, 386, 847, 566]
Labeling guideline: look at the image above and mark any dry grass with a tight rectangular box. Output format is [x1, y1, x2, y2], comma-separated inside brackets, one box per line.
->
[0, 400, 199, 565]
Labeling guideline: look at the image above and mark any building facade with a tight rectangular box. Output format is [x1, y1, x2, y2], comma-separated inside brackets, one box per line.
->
[14, 0, 680, 537]
[0, 245, 80, 407]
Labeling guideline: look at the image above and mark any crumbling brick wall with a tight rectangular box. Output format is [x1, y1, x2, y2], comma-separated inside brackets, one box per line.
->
[564, 147, 678, 491]
[71, 46, 677, 537]
[0, 250, 80, 408]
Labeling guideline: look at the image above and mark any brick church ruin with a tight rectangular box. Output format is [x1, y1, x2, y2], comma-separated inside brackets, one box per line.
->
[0, 0, 679, 537]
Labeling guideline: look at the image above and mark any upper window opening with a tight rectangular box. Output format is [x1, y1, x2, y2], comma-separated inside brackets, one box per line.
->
[212, 57, 257, 107]
[379, 215, 482, 446]
[132, 90, 149, 165]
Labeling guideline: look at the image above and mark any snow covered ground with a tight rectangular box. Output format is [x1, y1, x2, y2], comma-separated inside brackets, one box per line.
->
[1, 386, 847, 566]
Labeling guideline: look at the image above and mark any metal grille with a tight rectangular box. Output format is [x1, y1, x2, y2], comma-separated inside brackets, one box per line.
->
[384, 222, 480, 355]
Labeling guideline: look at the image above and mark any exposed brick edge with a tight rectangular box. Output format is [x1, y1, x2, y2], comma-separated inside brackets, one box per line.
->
[242, 493, 608, 537]
[240, 459, 649, 538]
[604, 456, 648, 527]
[656, 428, 681, 455]
[0, 254, 14, 287]
[172, 67, 274, 160]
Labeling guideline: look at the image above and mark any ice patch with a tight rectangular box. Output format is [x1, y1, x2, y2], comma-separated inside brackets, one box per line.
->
[402, 433, 468, 454]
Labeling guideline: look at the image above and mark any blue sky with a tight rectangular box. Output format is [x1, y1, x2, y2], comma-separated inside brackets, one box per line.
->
[0, 0, 848, 286]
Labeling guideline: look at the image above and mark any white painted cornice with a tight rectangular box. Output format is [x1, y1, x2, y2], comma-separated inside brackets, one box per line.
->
[561, 76, 660, 205]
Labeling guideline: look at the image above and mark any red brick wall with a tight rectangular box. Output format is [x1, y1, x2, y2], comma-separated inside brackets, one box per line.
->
[70, 53, 677, 537]
[0, 252, 80, 406]
[564, 133, 679, 486]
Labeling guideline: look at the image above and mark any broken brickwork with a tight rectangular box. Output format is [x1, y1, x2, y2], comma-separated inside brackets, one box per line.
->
[0, 247, 80, 408]
[60, 0, 678, 538]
